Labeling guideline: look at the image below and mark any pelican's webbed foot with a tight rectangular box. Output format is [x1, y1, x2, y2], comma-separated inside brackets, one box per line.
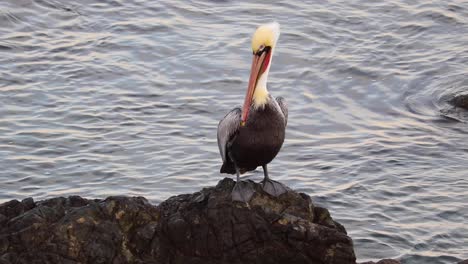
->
[231, 181, 255, 202]
[261, 179, 287, 197]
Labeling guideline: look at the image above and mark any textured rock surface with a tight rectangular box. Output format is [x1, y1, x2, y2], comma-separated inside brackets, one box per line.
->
[0, 178, 357, 264]
[360, 259, 401, 264]
[449, 93, 468, 109]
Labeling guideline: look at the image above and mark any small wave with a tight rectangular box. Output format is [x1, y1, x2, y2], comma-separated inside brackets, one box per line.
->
[0, 44, 13, 50]
[33, 0, 78, 13]
[110, 21, 172, 34]
[416, 10, 461, 25]
[398, 24, 430, 35]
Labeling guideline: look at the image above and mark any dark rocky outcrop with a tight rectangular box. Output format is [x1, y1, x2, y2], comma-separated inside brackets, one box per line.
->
[448, 93, 468, 109]
[0, 178, 359, 264]
[360, 260, 400, 264]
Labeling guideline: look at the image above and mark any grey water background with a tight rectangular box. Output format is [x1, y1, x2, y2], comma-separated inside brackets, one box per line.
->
[1, 0, 467, 262]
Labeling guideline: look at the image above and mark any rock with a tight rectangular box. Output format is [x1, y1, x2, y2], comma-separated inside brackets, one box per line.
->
[360, 259, 401, 264]
[0, 178, 360, 264]
[448, 93, 468, 109]
[458, 260, 468, 264]
[158, 179, 355, 264]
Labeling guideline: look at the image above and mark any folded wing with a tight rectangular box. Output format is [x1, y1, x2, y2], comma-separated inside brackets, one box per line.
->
[217, 107, 241, 162]
[276, 96, 288, 126]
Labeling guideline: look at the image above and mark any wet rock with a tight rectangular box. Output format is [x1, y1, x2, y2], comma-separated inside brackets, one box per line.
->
[0, 196, 158, 264]
[0, 178, 359, 264]
[448, 93, 468, 109]
[360, 259, 400, 264]
[458, 260, 468, 264]
[157, 178, 355, 264]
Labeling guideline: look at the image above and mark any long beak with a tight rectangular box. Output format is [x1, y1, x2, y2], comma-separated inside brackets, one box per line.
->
[241, 51, 267, 125]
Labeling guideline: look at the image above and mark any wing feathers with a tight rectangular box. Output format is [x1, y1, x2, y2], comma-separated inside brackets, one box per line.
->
[217, 107, 241, 162]
[276, 96, 288, 126]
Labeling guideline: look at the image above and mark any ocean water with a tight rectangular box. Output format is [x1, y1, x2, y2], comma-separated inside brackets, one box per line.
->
[0, 0, 467, 263]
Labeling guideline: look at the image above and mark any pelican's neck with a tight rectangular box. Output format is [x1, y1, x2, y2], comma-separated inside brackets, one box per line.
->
[252, 73, 269, 108]
[252, 50, 274, 108]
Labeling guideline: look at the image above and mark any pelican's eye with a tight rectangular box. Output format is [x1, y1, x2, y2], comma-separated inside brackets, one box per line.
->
[255, 44, 266, 55]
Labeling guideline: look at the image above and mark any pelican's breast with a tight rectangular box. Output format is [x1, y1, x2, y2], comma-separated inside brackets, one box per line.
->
[230, 99, 286, 168]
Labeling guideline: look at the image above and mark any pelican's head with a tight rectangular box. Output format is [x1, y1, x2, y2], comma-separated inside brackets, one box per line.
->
[242, 22, 280, 124]
[251, 22, 280, 53]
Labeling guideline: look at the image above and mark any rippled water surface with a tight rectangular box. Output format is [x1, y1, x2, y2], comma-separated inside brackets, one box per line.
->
[1, 0, 468, 263]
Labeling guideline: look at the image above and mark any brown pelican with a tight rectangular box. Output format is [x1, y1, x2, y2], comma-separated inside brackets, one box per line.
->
[217, 22, 288, 202]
